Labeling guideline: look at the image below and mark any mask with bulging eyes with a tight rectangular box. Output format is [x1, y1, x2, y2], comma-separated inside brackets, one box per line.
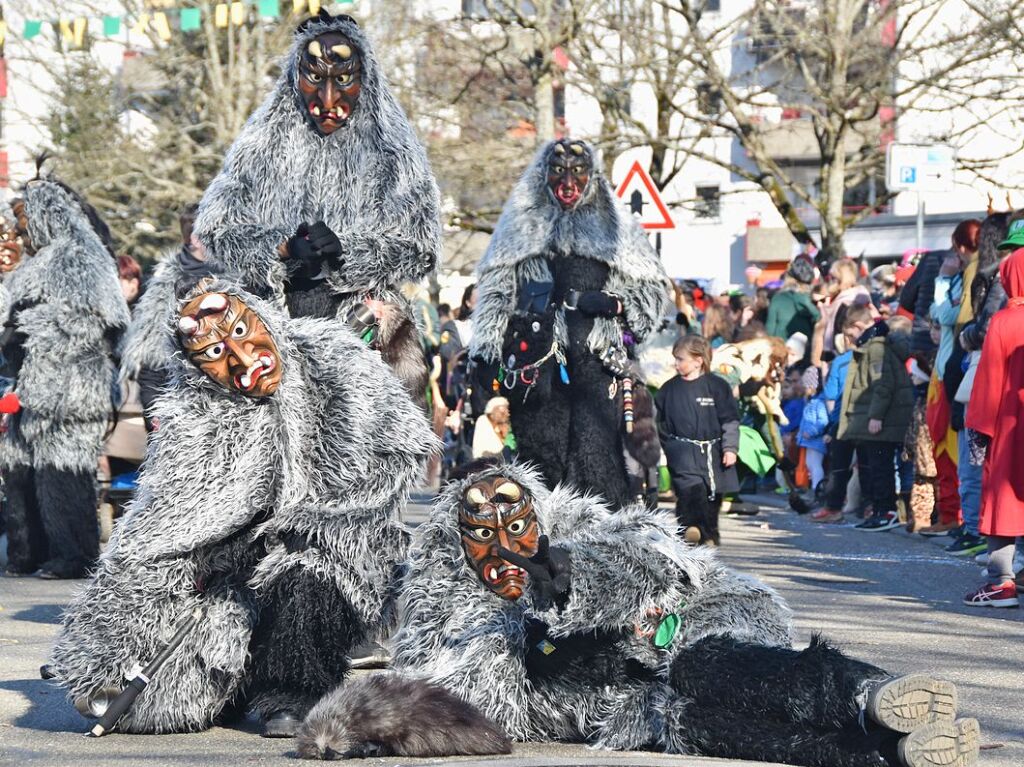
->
[459, 475, 539, 600]
[177, 292, 283, 398]
[297, 32, 362, 135]
[546, 140, 592, 210]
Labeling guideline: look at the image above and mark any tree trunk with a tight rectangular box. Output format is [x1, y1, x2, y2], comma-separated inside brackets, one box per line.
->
[534, 64, 555, 143]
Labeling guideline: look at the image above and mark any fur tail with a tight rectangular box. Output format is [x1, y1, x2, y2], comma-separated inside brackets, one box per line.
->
[624, 383, 661, 468]
[297, 673, 512, 760]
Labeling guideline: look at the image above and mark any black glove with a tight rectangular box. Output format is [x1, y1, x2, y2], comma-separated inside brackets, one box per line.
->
[285, 222, 344, 283]
[497, 535, 571, 611]
[573, 290, 622, 318]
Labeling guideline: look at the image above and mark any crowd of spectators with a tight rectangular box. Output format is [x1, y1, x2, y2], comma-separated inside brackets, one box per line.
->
[655, 210, 1024, 609]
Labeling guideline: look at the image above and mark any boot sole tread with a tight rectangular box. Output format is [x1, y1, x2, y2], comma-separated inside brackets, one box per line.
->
[869, 674, 957, 733]
[897, 718, 979, 767]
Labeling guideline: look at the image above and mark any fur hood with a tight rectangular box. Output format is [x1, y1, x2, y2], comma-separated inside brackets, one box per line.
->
[471, 141, 669, 363]
[112, 280, 437, 563]
[193, 13, 441, 309]
[0, 181, 128, 472]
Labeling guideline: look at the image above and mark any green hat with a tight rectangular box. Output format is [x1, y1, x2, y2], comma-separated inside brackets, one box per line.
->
[997, 218, 1024, 251]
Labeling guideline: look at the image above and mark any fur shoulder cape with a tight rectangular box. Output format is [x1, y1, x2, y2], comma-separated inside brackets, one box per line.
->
[193, 15, 441, 308]
[471, 142, 669, 363]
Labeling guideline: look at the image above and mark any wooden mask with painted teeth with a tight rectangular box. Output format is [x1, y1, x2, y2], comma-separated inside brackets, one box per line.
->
[546, 140, 592, 210]
[177, 292, 283, 398]
[459, 475, 539, 600]
[297, 32, 362, 136]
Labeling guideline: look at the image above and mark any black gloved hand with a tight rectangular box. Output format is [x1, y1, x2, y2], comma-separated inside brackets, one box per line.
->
[306, 220, 343, 269]
[497, 535, 572, 611]
[284, 222, 322, 284]
[574, 290, 622, 318]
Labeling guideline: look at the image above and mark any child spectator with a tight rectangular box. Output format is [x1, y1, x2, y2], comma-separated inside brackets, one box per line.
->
[798, 368, 830, 499]
[837, 312, 915, 532]
[657, 335, 740, 546]
[777, 365, 806, 491]
[810, 308, 871, 523]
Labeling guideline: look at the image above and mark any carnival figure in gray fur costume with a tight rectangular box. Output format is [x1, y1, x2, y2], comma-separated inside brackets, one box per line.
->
[49, 282, 435, 737]
[192, 11, 439, 405]
[0, 180, 128, 579]
[471, 140, 667, 508]
[300, 463, 980, 767]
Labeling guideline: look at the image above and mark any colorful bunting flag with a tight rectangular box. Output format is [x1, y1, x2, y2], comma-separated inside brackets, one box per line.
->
[180, 8, 201, 32]
[132, 13, 150, 35]
[153, 12, 172, 41]
[0, 21, 6, 46]
[231, 2, 246, 25]
[259, 0, 280, 18]
[214, 4, 229, 28]
[103, 16, 121, 36]
[24, 20, 43, 40]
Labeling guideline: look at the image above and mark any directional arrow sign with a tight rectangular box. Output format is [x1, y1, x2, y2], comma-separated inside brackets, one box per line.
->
[615, 160, 674, 230]
[885, 144, 955, 193]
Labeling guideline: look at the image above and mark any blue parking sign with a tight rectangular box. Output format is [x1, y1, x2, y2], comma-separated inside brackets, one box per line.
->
[900, 167, 916, 184]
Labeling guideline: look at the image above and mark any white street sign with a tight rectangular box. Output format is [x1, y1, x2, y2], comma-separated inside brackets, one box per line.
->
[885, 143, 956, 193]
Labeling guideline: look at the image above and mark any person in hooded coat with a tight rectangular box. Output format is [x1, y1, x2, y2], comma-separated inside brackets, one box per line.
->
[0, 179, 129, 579]
[298, 463, 979, 767]
[193, 11, 440, 406]
[963, 243, 1024, 607]
[48, 282, 435, 737]
[470, 139, 667, 508]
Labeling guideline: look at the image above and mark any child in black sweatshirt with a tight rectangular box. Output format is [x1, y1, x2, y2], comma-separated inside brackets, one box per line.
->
[656, 335, 741, 545]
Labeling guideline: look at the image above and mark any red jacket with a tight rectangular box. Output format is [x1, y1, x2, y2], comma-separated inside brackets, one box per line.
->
[965, 246, 1024, 536]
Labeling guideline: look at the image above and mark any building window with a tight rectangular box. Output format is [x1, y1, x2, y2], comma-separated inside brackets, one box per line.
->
[695, 185, 721, 220]
[696, 81, 721, 115]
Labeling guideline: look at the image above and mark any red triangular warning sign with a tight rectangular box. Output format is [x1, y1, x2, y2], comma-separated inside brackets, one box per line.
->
[615, 160, 674, 230]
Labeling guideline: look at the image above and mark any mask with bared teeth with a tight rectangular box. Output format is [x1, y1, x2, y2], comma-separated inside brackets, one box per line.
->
[459, 474, 539, 600]
[296, 31, 362, 136]
[546, 140, 592, 210]
[177, 292, 283, 398]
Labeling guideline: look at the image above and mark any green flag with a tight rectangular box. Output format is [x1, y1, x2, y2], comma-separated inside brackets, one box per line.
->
[180, 7, 201, 31]
[102, 16, 121, 36]
[259, 0, 280, 17]
[24, 20, 42, 40]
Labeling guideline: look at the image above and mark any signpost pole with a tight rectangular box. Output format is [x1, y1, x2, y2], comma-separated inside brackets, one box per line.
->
[916, 192, 924, 253]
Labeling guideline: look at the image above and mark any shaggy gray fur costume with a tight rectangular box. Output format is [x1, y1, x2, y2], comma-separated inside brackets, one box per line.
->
[0, 182, 128, 473]
[49, 283, 436, 733]
[302, 466, 977, 767]
[470, 142, 668, 507]
[471, 143, 667, 364]
[193, 14, 440, 315]
[0, 181, 128, 576]
[303, 463, 791, 751]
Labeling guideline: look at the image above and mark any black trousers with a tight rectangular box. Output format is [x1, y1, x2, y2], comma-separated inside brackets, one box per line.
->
[667, 635, 898, 767]
[672, 480, 722, 545]
[856, 441, 899, 515]
[4, 465, 98, 576]
[244, 567, 365, 719]
[824, 438, 857, 511]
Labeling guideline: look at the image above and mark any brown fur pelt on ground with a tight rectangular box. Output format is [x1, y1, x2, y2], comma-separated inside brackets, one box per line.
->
[297, 673, 511, 759]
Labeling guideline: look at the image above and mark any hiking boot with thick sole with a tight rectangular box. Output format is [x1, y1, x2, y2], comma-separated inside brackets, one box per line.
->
[867, 674, 957, 733]
[897, 718, 979, 767]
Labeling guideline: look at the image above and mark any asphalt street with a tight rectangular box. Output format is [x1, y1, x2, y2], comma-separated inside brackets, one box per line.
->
[0, 492, 1020, 767]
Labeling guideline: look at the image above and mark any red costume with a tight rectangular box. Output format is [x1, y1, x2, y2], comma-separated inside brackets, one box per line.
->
[965, 247, 1024, 537]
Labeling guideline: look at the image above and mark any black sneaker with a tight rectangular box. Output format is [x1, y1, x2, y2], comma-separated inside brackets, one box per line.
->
[945, 534, 987, 558]
[855, 510, 900, 532]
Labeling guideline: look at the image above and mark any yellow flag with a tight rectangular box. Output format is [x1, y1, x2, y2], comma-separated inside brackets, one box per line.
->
[59, 18, 73, 42]
[73, 17, 87, 47]
[231, 2, 245, 25]
[214, 4, 229, 28]
[132, 13, 150, 35]
[308, 0, 321, 14]
[293, 0, 305, 13]
[0, 21, 6, 46]
[152, 12, 172, 41]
